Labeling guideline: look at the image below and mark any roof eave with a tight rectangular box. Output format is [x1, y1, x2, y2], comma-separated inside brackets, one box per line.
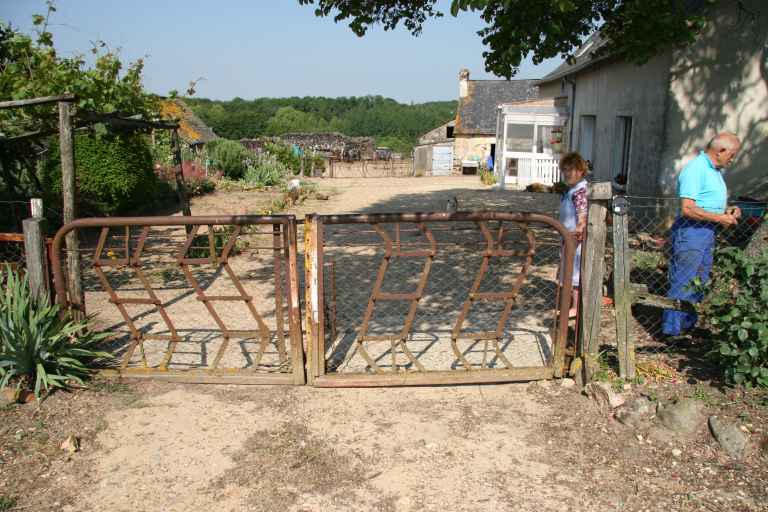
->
[538, 53, 613, 84]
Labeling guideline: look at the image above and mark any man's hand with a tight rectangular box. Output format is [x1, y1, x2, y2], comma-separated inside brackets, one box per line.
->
[718, 213, 738, 227]
[726, 206, 742, 220]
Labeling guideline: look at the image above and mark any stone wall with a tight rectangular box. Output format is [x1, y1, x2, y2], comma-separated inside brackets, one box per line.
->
[240, 133, 376, 161]
[418, 121, 455, 145]
[454, 135, 495, 172]
[328, 159, 413, 178]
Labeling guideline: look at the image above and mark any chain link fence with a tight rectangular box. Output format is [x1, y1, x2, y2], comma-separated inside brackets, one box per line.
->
[317, 215, 573, 379]
[605, 195, 765, 368]
[0, 234, 26, 274]
[0, 201, 31, 274]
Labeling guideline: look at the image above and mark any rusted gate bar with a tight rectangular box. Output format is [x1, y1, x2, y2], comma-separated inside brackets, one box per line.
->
[51, 215, 305, 385]
[306, 211, 575, 387]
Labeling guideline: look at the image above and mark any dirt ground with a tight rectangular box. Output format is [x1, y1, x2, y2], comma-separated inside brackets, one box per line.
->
[189, 176, 560, 218]
[2, 177, 767, 511]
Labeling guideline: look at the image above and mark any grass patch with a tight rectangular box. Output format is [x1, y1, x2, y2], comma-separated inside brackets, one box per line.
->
[0, 496, 16, 511]
[690, 385, 717, 406]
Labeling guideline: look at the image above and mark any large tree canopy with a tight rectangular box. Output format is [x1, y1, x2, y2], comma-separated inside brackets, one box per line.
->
[298, 0, 737, 78]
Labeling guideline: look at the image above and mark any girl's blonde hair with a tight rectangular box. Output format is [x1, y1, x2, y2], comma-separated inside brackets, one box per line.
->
[559, 152, 588, 175]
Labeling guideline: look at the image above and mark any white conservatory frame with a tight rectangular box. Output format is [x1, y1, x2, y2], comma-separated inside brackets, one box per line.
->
[494, 102, 569, 190]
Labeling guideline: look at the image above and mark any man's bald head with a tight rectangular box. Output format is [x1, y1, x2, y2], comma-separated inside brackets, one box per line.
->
[706, 132, 741, 168]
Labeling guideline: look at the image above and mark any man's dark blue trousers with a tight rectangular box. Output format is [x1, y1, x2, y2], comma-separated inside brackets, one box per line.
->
[661, 218, 716, 336]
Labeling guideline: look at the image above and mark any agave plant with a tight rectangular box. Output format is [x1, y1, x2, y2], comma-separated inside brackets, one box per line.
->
[0, 266, 111, 398]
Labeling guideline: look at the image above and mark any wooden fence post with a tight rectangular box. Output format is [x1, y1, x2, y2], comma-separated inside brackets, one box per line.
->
[304, 215, 325, 385]
[22, 217, 48, 301]
[579, 182, 612, 382]
[58, 99, 84, 318]
[612, 196, 635, 379]
[171, 129, 192, 218]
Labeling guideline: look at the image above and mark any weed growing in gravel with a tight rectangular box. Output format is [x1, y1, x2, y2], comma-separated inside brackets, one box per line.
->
[691, 386, 717, 406]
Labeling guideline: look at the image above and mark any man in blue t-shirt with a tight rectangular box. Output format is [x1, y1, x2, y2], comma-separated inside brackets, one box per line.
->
[662, 132, 742, 336]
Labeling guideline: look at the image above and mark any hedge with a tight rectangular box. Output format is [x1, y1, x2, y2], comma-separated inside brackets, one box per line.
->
[44, 133, 160, 215]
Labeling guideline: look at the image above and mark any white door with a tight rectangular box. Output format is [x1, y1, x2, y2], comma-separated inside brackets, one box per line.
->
[431, 145, 453, 176]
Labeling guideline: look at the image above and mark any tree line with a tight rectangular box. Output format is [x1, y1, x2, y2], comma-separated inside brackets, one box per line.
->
[185, 96, 456, 155]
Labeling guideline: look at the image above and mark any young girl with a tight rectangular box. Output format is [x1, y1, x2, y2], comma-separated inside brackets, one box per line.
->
[558, 152, 589, 318]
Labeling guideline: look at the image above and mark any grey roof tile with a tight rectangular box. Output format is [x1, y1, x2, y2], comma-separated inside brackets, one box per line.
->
[456, 80, 539, 135]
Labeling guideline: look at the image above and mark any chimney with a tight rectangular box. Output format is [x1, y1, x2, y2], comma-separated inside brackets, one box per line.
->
[459, 69, 470, 98]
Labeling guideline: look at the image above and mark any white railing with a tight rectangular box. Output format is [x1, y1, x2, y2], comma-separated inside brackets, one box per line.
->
[503, 154, 561, 189]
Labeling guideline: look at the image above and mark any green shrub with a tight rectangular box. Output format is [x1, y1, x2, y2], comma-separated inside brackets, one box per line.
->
[44, 133, 157, 215]
[0, 267, 110, 398]
[698, 247, 768, 387]
[207, 139, 251, 179]
[263, 142, 324, 177]
[244, 161, 287, 187]
[263, 142, 301, 173]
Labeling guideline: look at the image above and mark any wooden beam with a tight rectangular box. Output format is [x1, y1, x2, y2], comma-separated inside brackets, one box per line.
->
[0, 128, 59, 143]
[58, 100, 84, 319]
[629, 283, 696, 313]
[171, 129, 192, 218]
[77, 110, 179, 131]
[580, 182, 610, 381]
[612, 196, 635, 379]
[313, 367, 554, 387]
[0, 94, 76, 109]
[0, 233, 25, 242]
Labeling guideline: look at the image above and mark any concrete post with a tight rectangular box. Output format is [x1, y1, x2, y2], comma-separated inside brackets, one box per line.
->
[22, 217, 49, 302]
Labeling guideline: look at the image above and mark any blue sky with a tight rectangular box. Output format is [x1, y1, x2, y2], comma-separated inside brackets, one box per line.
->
[2, 0, 563, 103]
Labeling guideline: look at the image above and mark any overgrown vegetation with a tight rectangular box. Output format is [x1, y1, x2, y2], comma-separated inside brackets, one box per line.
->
[698, 247, 768, 387]
[205, 139, 252, 180]
[244, 161, 286, 187]
[0, 267, 110, 399]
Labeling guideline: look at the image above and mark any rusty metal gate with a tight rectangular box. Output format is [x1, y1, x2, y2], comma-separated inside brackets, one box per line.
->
[303, 212, 575, 387]
[51, 215, 304, 384]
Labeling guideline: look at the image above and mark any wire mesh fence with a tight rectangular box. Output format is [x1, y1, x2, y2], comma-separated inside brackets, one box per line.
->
[313, 213, 575, 383]
[607, 195, 766, 365]
[0, 234, 26, 274]
[0, 201, 30, 274]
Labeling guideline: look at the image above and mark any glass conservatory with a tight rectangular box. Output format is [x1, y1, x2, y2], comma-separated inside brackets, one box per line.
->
[494, 99, 569, 189]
